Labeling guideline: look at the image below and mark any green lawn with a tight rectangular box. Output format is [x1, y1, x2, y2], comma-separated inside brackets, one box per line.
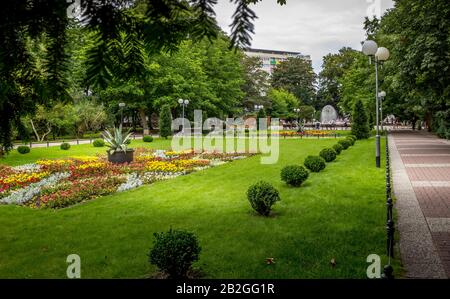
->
[0, 137, 401, 278]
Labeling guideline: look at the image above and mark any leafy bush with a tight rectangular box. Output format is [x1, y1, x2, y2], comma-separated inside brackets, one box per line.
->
[159, 104, 173, 139]
[143, 135, 154, 142]
[348, 134, 357, 140]
[351, 99, 370, 139]
[281, 165, 309, 187]
[17, 146, 30, 154]
[93, 139, 105, 147]
[332, 143, 343, 155]
[149, 228, 201, 278]
[247, 181, 280, 216]
[304, 155, 326, 172]
[60, 142, 71, 150]
[338, 139, 351, 149]
[345, 137, 355, 146]
[319, 148, 337, 162]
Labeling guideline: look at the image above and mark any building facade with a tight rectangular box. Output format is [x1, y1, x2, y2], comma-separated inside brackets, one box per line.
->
[244, 48, 311, 75]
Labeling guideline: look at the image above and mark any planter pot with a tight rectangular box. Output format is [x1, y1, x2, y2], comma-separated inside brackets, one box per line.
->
[107, 149, 134, 164]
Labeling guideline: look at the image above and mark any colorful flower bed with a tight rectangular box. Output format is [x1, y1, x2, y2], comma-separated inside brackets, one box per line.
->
[0, 149, 253, 209]
[278, 130, 337, 138]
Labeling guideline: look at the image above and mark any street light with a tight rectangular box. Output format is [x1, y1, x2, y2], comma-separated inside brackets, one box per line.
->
[379, 91, 386, 131]
[254, 104, 264, 111]
[362, 40, 389, 168]
[178, 99, 189, 132]
[118, 102, 126, 128]
[294, 108, 301, 131]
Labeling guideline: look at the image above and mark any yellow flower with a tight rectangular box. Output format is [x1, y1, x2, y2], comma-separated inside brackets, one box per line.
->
[70, 156, 99, 163]
[146, 161, 184, 173]
[36, 159, 73, 166]
[75, 162, 106, 170]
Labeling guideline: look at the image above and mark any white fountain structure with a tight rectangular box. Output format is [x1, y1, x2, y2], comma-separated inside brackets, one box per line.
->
[320, 105, 338, 124]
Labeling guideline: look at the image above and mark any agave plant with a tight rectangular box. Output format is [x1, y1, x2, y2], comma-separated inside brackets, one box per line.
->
[102, 125, 133, 154]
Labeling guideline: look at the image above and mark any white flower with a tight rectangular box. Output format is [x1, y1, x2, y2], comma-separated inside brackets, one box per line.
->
[12, 163, 42, 172]
[0, 172, 70, 205]
[117, 173, 143, 192]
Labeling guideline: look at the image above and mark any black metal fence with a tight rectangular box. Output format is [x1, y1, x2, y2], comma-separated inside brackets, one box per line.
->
[382, 131, 395, 279]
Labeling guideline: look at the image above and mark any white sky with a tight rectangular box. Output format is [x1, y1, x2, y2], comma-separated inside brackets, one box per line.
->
[214, 0, 394, 73]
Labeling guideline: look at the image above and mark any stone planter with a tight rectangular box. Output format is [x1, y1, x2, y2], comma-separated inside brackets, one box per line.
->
[107, 149, 134, 164]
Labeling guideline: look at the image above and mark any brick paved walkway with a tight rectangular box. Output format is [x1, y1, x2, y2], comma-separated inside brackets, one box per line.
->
[390, 130, 450, 278]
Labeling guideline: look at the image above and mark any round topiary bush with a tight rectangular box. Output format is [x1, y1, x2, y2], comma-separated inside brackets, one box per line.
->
[332, 143, 343, 155]
[149, 228, 201, 278]
[345, 137, 355, 146]
[60, 142, 71, 150]
[320, 148, 337, 162]
[281, 165, 309, 187]
[304, 155, 326, 172]
[348, 135, 357, 141]
[338, 139, 351, 149]
[93, 139, 105, 147]
[17, 145, 30, 154]
[143, 135, 154, 143]
[247, 181, 280, 216]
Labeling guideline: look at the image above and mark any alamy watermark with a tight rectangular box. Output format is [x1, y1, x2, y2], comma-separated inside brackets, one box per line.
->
[66, 254, 81, 278]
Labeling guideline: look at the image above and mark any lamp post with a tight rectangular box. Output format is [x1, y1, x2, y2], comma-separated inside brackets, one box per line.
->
[254, 104, 263, 111]
[178, 99, 189, 133]
[362, 40, 389, 168]
[294, 108, 301, 131]
[379, 91, 386, 131]
[118, 102, 126, 128]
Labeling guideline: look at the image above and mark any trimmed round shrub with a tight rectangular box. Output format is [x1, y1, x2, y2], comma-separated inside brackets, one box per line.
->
[338, 139, 351, 149]
[143, 135, 154, 143]
[348, 134, 357, 141]
[93, 139, 105, 147]
[17, 145, 30, 154]
[345, 137, 355, 146]
[247, 181, 281, 216]
[281, 165, 309, 187]
[149, 228, 201, 278]
[332, 143, 343, 155]
[60, 142, 71, 150]
[320, 148, 337, 162]
[304, 155, 326, 172]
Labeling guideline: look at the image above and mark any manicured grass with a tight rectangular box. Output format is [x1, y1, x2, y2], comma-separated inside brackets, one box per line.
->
[0, 137, 400, 278]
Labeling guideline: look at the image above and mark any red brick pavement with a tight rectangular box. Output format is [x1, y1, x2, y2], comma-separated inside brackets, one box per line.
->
[431, 232, 450, 277]
[406, 167, 450, 181]
[392, 131, 450, 278]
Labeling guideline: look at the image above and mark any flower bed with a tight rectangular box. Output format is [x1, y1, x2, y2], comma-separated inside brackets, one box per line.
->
[0, 149, 253, 209]
[278, 130, 337, 138]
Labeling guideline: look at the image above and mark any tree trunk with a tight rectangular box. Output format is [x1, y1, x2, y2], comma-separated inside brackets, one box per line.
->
[139, 108, 149, 135]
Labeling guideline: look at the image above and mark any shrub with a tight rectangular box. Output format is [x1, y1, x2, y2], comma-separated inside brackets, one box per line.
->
[159, 104, 173, 139]
[304, 155, 326, 172]
[143, 135, 154, 142]
[319, 148, 337, 162]
[345, 137, 355, 146]
[256, 108, 267, 130]
[332, 143, 343, 155]
[149, 228, 201, 278]
[281, 165, 309, 187]
[93, 139, 105, 147]
[338, 139, 351, 149]
[351, 99, 370, 139]
[17, 146, 30, 154]
[348, 134, 357, 141]
[247, 181, 280, 216]
[60, 142, 71, 150]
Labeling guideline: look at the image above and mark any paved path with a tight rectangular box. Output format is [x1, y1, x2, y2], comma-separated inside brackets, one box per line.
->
[389, 130, 450, 279]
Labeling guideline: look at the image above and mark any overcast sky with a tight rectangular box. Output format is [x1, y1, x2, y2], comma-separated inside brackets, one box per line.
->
[215, 0, 394, 73]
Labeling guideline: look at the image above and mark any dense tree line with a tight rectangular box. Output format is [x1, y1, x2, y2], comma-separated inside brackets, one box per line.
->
[318, 0, 449, 137]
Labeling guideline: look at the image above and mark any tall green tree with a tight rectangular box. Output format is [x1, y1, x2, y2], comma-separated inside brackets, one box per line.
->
[241, 56, 270, 110]
[271, 57, 316, 105]
[351, 100, 370, 139]
[159, 104, 173, 139]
